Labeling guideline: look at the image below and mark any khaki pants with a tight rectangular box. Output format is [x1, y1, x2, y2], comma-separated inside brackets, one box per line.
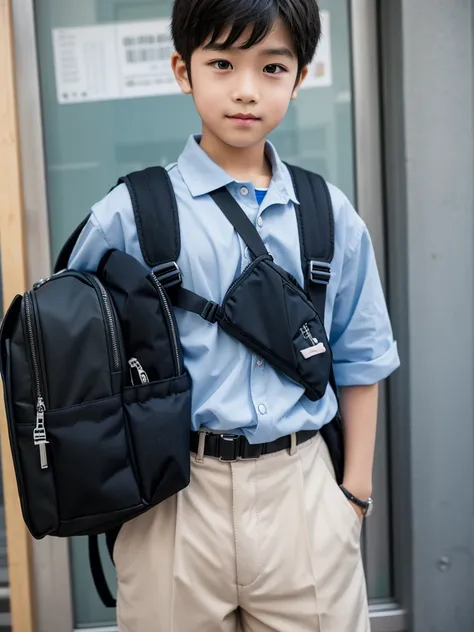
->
[114, 433, 370, 631]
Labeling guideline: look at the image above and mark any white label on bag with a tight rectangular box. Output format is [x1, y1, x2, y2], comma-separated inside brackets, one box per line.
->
[300, 343, 327, 359]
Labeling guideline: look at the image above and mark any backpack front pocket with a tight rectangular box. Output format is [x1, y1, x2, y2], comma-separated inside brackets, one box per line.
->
[46, 395, 142, 526]
[123, 374, 191, 506]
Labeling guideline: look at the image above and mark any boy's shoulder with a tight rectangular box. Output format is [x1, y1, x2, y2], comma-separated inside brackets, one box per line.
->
[325, 182, 367, 261]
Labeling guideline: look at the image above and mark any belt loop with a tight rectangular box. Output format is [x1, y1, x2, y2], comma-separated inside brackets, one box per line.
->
[196, 430, 206, 463]
[289, 433, 297, 456]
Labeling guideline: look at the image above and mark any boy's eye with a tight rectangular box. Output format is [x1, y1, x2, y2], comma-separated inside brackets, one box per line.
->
[264, 64, 286, 75]
[212, 60, 232, 70]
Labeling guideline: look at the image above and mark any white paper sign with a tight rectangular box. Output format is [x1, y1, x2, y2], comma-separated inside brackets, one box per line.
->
[302, 11, 332, 90]
[52, 12, 332, 105]
[52, 19, 179, 104]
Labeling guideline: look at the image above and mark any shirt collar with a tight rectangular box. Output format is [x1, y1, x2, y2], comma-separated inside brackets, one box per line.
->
[177, 135, 298, 204]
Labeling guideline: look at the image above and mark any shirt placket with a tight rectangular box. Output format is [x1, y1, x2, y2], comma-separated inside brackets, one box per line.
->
[238, 184, 272, 424]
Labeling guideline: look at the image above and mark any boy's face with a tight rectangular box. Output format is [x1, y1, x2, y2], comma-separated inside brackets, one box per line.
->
[172, 19, 308, 149]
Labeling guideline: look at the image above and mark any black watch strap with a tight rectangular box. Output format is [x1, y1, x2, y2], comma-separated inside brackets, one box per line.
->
[339, 485, 373, 516]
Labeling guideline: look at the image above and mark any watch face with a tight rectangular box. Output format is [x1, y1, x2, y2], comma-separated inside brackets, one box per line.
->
[365, 498, 374, 518]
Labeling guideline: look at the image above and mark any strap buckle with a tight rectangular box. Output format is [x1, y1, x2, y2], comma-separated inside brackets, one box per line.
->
[309, 260, 331, 285]
[218, 434, 262, 461]
[201, 301, 220, 323]
[152, 261, 182, 288]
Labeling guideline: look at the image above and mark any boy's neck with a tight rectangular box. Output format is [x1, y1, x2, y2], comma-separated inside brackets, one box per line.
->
[199, 128, 272, 189]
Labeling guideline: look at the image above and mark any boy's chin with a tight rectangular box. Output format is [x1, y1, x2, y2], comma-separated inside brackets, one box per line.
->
[209, 127, 270, 150]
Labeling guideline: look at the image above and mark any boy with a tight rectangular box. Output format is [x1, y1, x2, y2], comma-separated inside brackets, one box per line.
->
[69, 0, 400, 630]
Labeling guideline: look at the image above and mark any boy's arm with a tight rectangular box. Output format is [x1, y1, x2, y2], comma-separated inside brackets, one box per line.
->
[339, 383, 378, 512]
[329, 201, 400, 516]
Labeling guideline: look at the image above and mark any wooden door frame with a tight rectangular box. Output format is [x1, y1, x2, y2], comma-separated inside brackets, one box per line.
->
[0, 1, 36, 631]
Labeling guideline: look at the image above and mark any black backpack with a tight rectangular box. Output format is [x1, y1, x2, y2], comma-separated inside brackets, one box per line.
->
[1, 164, 344, 608]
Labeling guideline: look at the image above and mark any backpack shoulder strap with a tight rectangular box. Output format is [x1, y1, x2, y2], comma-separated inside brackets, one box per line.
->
[119, 166, 181, 272]
[55, 166, 181, 283]
[284, 164, 335, 321]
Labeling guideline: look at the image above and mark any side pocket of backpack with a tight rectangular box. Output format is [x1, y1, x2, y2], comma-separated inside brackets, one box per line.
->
[123, 373, 191, 507]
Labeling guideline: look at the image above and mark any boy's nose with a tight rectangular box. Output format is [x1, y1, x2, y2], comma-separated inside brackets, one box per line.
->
[232, 74, 259, 104]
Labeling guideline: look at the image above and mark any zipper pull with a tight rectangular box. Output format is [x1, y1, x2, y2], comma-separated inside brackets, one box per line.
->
[33, 397, 49, 470]
[300, 324, 318, 347]
[128, 358, 150, 386]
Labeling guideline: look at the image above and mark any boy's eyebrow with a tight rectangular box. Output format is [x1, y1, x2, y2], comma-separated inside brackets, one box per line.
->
[259, 47, 295, 59]
[203, 44, 295, 59]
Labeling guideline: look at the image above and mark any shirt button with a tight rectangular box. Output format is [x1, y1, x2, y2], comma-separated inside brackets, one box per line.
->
[256, 358, 264, 367]
[240, 186, 249, 196]
[257, 217, 263, 227]
[258, 404, 267, 415]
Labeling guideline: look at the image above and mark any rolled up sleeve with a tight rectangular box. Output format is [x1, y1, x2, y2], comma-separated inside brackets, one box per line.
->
[329, 226, 400, 386]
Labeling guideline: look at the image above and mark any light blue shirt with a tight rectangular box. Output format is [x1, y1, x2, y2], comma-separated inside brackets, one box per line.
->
[69, 135, 400, 444]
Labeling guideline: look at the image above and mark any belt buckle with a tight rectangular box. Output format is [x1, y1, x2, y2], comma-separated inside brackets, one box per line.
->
[218, 434, 240, 462]
[218, 434, 262, 461]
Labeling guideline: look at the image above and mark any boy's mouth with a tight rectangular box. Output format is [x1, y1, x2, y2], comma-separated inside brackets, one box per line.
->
[227, 113, 261, 126]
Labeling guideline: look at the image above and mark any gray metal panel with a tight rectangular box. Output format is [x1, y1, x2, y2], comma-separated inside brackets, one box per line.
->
[382, 1, 474, 630]
[379, 1, 413, 617]
[350, 0, 393, 602]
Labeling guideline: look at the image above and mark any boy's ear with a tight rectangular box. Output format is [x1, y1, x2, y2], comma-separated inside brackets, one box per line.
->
[171, 52, 192, 94]
[291, 66, 309, 100]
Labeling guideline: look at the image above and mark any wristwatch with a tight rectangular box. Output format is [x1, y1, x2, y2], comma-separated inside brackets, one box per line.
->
[339, 485, 374, 518]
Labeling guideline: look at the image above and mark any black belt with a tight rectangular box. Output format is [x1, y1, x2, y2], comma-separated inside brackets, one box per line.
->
[190, 429, 319, 462]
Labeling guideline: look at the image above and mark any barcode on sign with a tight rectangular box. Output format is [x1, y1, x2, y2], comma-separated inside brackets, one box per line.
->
[123, 34, 172, 64]
[125, 47, 172, 63]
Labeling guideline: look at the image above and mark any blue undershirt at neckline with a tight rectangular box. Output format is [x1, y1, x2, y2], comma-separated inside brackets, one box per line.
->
[255, 188, 268, 206]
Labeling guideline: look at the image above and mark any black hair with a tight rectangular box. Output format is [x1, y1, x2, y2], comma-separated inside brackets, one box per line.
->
[171, 0, 321, 76]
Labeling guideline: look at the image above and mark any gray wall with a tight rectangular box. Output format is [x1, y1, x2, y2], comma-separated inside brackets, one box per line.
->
[381, 1, 474, 630]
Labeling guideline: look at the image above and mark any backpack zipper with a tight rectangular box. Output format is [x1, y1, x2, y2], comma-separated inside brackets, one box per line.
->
[128, 358, 149, 385]
[23, 292, 49, 470]
[84, 274, 121, 372]
[150, 273, 182, 375]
